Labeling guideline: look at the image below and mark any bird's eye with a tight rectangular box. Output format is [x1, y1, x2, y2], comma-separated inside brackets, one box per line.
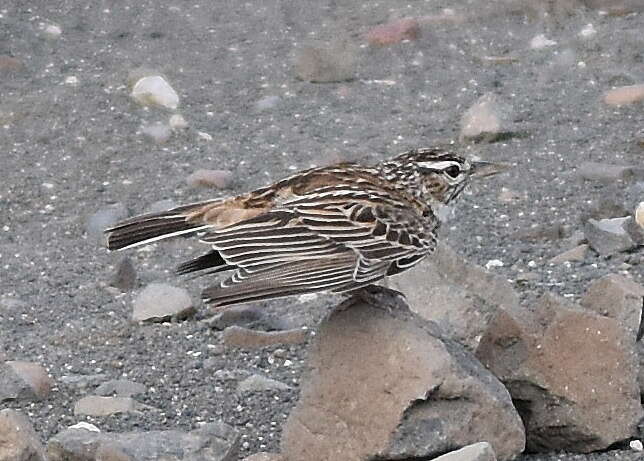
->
[444, 165, 461, 178]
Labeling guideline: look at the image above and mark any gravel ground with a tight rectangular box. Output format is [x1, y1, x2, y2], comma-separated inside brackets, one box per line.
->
[1, 1, 643, 459]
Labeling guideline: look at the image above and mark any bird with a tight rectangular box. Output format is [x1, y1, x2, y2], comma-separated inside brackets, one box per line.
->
[104, 147, 507, 309]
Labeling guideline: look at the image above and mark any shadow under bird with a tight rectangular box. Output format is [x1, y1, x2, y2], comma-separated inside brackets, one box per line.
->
[104, 147, 508, 308]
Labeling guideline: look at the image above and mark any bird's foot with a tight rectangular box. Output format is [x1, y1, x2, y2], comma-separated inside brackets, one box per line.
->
[339, 284, 407, 314]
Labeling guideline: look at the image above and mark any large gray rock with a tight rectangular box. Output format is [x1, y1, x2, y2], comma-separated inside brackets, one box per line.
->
[584, 217, 637, 255]
[280, 297, 525, 461]
[0, 409, 46, 461]
[132, 283, 195, 322]
[47, 422, 239, 461]
[476, 293, 642, 452]
[388, 242, 520, 349]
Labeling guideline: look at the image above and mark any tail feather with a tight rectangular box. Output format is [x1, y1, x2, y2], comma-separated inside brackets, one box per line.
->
[176, 250, 233, 276]
[104, 200, 220, 251]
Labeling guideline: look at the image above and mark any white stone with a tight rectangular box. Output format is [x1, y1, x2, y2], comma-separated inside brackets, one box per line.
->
[169, 114, 188, 130]
[197, 131, 213, 141]
[132, 283, 194, 322]
[630, 440, 643, 451]
[131, 76, 179, 109]
[68, 422, 100, 432]
[64, 76, 79, 85]
[636, 202, 644, 230]
[580, 24, 597, 38]
[43, 24, 62, 40]
[485, 259, 504, 269]
[530, 34, 557, 49]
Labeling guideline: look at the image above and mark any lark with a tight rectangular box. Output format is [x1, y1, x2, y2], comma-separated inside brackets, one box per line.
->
[105, 147, 507, 308]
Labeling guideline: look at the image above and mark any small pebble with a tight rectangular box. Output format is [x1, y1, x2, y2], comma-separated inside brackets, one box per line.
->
[187, 169, 233, 189]
[131, 75, 179, 109]
[579, 23, 597, 38]
[366, 18, 420, 46]
[141, 123, 172, 143]
[530, 34, 557, 49]
[255, 95, 281, 111]
[630, 440, 643, 451]
[603, 84, 644, 106]
[169, 114, 188, 130]
[64, 76, 79, 86]
[43, 24, 62, 40]
[485, 259, 504, 269]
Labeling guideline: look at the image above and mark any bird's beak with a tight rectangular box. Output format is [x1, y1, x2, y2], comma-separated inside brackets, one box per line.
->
[470, 161, 511, 179]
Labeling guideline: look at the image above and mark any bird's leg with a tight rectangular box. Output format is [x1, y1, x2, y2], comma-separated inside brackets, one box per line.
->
[339, 284, 407, 314]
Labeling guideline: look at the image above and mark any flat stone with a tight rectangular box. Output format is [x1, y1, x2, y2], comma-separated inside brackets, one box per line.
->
[0, 361, 52, 402]
[206, 305, 265, 330]
[242, 454, 283, 461]
[131, 75, 179, 109]
[95, 379, 146, 397]
[87, 203, 128, 243]
[295, 42, 355, 83]
[74, 396, 151, 417]
[433, 442, 496, 461]
[0, 55, 24, 74]
[132, 283, 194, 322]
[459, 93, 515, 142]
[365, 18, 420, 46]
[223, 327, 307, 348]
[576, 161, 636, 182]
[186, 169, 233, 189]
[603, 83, 644, 106]
[237, 374, 290, 393]
[281, 298, 525, 461]
[0, 409, 46, 461]
[476, 293, 642, 452]
[581, 274, 644, 339]
[585, 217, 637, 255]
[47, 422, 239, 461]
[549, 244, 588, 264]
[388, 242, 520, 349]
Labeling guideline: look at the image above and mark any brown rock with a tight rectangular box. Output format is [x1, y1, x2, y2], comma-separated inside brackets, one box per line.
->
[2, 361, 52, 401]
[459, 93, 516, 143]
[0, 55, 24, 74]
[365, 18, 420, 46]
[223, 326, 307, 348]
[581, 274, 644, 338]
[388, 242, 520, 349]
[281, 299, 525, 461]
[603, 83, 644, 106]
[74, 396, 151, 417]
[548, 244, 588, 264]
[476, 293, 642, 452]
[0, 409, 46, 461]
[187, 169, 233, 189]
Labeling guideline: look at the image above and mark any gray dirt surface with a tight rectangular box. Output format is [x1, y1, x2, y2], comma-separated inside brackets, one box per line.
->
[1, 0, 643, 460]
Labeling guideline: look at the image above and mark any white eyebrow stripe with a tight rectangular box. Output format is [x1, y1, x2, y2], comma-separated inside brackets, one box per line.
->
[417, 160, 460, 171]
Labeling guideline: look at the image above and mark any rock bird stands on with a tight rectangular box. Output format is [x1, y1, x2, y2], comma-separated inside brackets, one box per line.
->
[105, 147, 507, 308]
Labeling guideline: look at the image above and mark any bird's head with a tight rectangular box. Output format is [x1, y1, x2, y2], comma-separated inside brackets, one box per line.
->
[380, 147, 509, 205]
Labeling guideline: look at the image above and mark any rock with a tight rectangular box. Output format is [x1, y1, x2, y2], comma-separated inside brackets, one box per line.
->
[74, 396, 151, 417]
[576, 161, 637, 182]
[223, 326, 307, 348]
[187, 169, 233, 189]
[636, 202, 644, 229]
[110, 257, 137, 292]
[530, 34, 557, 49]
[95, 379, 146, 397]
[237, 374, 291, 393]
[59, 373, 108, 391]
[0, 409, 46, 461]
[548, 244, 588, 264]
[242, 454, 283, 461]
[42, 24, 62, 40]
[169, 114, 188, 130]
[584, 217, 637, 255]
[579, 23, 597, 38]
[0, 361, 52, 402]
[476, 293, 642, 452]
[581, 274, 644, 339]
[47, 422, 239, 461]
[603, 83, 644, 106]
[140, 123, 172, 143]
[131, 75, 179, 109]
[513, 223, 564, 242]
[459, 93, 514, 143]
[295, 42, 355, 83]
[388, 242, 520, 349]
[132, 283, 194, 322]
[0, 55, 24, 74]
[206, 305, 266, 330]
[255, 95, 281, 111]
[144, 199, 177, 214]
[365, 18, 420, 46]
[433, 442, 496, 461]
[87, 203, 128, 243]
[281, 298, 525, 461]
